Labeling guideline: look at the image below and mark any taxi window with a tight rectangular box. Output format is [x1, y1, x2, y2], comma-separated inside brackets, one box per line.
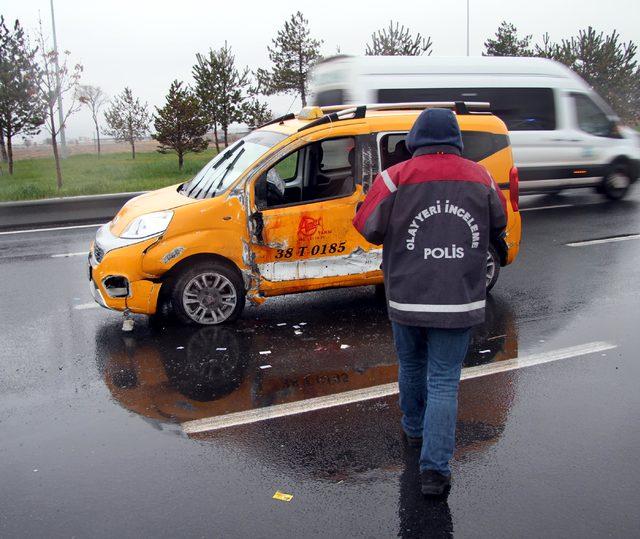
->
[258, 136, 357, 209]
[378, 131, 509, 169]
[274, 152, 298, 181]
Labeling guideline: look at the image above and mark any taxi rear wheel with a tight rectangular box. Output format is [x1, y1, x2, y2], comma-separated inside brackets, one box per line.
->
[170, 261, 245, 325]
[486, 245, 500, 292]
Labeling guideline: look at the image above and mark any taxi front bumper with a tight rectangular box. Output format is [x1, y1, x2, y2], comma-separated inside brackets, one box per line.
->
[87, 225, 162, 315]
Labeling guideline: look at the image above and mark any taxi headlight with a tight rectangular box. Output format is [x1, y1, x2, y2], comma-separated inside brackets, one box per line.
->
[120, 211, 173, 239]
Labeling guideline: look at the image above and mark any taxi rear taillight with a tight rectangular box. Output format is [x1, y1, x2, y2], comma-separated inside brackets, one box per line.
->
[509, 166, 520, 212]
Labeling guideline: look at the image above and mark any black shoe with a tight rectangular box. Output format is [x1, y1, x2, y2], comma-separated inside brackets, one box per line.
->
[420, 470, 451, 496]
[403, 432, 423, 448]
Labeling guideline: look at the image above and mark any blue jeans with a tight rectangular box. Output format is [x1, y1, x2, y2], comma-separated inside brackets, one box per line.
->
[392, 322, 472, 475]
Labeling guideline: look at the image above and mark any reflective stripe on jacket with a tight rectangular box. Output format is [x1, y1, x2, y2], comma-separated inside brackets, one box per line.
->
[353, 151, 507, 328]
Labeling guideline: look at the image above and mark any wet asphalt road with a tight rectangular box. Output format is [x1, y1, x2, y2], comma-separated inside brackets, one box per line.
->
[1, 189, 640, 538]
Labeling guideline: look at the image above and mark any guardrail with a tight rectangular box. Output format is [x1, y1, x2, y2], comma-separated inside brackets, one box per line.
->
[0, 191, 146, 230]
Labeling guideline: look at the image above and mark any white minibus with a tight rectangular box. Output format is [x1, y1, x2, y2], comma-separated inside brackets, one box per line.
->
[308, 55, 640, 200]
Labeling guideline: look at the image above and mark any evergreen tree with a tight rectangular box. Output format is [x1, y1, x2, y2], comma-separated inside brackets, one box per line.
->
[256, 11, 322, 106]
[365, 21, 433, 56]
[484, 21, 533, 56]
[242, 98, 273, 129]
[78, 84, 107, 156]
[193, 42, 251, 149]
[152, 80, 209, 170]
[535, 27, 639, 123]
[104, 87, 149, 159]
[0, 16, 46, 174]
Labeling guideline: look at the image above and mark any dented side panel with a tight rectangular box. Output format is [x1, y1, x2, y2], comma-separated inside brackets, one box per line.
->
[258, 248, 382, 281]
[249, 184, 384, 293]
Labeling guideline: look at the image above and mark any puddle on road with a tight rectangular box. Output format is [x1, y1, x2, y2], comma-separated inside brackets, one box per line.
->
[95, 294, 517, 428]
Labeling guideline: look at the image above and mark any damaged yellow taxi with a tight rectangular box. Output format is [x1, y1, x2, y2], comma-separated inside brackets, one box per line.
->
[88, 102, 521, 325]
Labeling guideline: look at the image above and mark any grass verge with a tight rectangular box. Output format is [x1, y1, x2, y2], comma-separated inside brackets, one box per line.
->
[0, 149, 217, 202]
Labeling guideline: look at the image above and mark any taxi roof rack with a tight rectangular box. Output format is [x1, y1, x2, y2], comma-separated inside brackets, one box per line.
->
[297, 101, 490, 132]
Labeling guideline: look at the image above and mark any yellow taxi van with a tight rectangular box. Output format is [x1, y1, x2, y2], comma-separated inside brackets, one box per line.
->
[88, 102, 522, 325]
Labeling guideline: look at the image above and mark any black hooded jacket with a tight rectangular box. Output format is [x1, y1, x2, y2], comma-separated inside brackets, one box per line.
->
[353, 109, 507, 328]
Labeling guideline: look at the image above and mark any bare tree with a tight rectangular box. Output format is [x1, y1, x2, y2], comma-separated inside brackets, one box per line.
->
[34, 19, 82, 189]
[78, 85, 107, 156]
[104, 87, 149, 159]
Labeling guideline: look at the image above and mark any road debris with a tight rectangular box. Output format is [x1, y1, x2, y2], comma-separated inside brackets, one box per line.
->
[340, 344, 350, 349]
[122, 309, 134, 332]
[176, 346, 185, 350]
[260, 364, 272, 370]
[259, 350, 271, 355]
[294, 330, 302, 335]
[276, 323, 287, 326]
[216, 347, 227, 351]
[479, 349, 491, 354]
[272, 491, 293, 502]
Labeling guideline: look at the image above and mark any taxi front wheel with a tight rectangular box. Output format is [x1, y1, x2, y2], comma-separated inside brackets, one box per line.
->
[170, 261, 246, 325]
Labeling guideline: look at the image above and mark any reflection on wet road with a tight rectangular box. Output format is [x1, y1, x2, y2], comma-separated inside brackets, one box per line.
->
[98, 296, 517, 432]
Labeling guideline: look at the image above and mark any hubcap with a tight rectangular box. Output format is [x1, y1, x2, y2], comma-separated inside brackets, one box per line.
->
[486, 252, 496, 287]
[182, 272, 237, 324]
[608, 173, 630, 190]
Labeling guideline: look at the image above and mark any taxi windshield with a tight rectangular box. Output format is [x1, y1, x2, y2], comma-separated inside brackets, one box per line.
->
[181, 130, 287, 199]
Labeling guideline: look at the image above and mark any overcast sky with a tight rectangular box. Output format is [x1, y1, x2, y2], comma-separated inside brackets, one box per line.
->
[3, 0, 639, 140]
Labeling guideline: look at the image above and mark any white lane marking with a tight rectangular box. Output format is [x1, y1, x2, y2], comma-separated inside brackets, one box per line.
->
[51, 251, 89, 258]
[566, 234, 640, 247]
[182, 340, 616, 434]
[0, 223, 102, 236]
[74, 302, 100, 310]
[520, 202, 600, 212]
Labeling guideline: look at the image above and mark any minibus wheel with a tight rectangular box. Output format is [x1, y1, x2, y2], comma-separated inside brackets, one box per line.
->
[170, 261, 245, 325]
[486, 245, 500, 292]
[602, 165, 631, 200]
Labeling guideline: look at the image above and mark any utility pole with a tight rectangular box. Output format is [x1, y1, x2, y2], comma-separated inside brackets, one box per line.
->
[466, 0, 470, 56]
[50, 0, 67, 158]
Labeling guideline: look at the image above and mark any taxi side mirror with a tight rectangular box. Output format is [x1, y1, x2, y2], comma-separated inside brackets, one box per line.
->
[249, 211, 264, 244]
[255, 174, 267, 210]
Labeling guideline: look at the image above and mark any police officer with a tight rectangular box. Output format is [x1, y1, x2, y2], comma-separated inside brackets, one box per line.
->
[353, 108, 507, 495]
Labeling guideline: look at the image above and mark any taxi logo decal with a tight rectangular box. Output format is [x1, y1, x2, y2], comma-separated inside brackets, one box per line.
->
[298, 216, 321, 238]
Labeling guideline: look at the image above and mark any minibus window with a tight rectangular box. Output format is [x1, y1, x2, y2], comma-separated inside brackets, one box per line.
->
[312, 89, 346, 107]
[181, 130, 287, 199]
[377, 87, 556, 131]
[573, 93, 617, 138]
